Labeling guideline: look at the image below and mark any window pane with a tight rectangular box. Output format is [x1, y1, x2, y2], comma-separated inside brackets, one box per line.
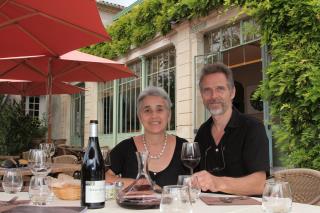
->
[118, 61, 142, 133]
[230, 23, 240, 47]
[26, 96, 40, 119]
[210, 30, 221, 52]
[242, 19, 261, 43]
[147, 48, 176, 131]
[98, 81, 114, 134]
[222, 27, 231, 49]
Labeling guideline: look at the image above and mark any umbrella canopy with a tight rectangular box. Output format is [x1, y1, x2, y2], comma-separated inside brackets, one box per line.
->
[0, 50, 134, 82]
[0, 51, 135, 143]
[0, 0, 110, 58]
[0, 80, 85, 96]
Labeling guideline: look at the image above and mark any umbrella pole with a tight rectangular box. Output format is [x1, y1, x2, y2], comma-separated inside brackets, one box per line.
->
[47, 58, 53, 144]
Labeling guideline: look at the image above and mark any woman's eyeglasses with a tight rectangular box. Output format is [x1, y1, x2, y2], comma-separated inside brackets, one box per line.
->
[204, 145, 226, 174]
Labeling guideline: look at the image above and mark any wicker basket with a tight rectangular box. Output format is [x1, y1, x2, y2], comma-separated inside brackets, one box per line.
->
[52, 184, 80, 200]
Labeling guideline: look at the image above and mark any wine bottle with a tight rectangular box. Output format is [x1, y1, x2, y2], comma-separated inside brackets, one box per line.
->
[81, 120, 105, 209]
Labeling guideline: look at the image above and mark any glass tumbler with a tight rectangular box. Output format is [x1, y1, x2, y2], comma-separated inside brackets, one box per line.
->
[183, 176, 201, 202]
[29, 176, 50, 205]
[160, 185, 192, 213]
[262, 180, 292, 213]
[2, 168, 23, 194]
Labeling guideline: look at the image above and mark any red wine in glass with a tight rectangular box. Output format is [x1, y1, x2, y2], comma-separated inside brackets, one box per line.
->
[181, 142, 201, 175]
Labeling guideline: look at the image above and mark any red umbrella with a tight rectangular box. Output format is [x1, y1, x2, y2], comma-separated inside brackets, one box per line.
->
[0, 80, 85, 96]
[0, 0, 110, 58]
[0, 50, 134, 82]
[0, 51, 135, 143]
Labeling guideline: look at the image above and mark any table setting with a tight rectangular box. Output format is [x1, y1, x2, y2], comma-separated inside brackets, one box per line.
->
[0, 191, 319, 213]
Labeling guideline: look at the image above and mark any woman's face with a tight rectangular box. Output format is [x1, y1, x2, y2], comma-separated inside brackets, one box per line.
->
[138, 95, 171, 135]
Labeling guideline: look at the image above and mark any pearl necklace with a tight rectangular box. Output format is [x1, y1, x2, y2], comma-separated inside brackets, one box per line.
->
[142, 133, 168, 159]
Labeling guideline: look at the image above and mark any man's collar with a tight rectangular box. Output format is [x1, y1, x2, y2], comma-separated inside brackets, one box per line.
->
[206, 107, 241, 129]
[226, 108, 241, 128]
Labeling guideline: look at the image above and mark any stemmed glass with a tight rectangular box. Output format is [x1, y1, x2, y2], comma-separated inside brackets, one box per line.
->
[39, 143, 55, 162]
[101, 148, 111, 171]
[181, 142, 201, 175]
[2, 168, 23, 194]
[28, 149, 51, 176]
[262, 180, 292, 213]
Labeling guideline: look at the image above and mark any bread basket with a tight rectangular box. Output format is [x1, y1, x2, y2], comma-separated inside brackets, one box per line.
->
[52, 184, 80, 200]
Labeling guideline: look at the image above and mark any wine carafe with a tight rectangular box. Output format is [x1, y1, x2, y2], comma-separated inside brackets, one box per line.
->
[116, 151, 161, 209]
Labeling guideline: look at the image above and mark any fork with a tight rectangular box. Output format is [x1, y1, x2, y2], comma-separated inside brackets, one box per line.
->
[219, 196, 248, 203]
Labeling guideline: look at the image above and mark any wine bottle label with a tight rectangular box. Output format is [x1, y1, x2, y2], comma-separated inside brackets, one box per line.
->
[85, 180, 106, 203]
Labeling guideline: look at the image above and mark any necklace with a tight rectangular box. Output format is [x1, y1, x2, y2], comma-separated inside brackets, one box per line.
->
[142, 133, 168, 159]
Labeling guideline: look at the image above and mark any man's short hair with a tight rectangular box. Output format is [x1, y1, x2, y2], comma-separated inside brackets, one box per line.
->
[199, 62, 234, 89]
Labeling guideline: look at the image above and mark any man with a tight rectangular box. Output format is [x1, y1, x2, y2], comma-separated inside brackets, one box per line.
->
[193, 62, 269, 196]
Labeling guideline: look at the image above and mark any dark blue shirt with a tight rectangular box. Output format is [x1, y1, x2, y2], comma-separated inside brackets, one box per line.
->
[195, 109, 270, 177]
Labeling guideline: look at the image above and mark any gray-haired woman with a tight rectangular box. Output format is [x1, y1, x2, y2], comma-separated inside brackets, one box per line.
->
[106, 86, 188, 187]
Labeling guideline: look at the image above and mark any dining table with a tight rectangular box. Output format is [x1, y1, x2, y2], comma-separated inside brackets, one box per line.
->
[0, 192, 319, 213]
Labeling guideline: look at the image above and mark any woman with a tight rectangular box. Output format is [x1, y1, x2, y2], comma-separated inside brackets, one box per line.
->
[106, 86, 188, 187]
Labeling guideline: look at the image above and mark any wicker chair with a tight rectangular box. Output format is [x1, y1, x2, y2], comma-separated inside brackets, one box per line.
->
[53, 155, 78, 164]
[274, 168, 320, 205]
[22, 151, 29, 160]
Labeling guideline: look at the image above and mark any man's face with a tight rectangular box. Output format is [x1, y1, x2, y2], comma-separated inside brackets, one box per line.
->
[200, 73, 235, 116]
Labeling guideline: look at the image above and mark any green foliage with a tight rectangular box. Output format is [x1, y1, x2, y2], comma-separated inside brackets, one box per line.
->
[0, 96, 47, 155]
[82, 0, 226, 58]
[247, 0, 320, 169]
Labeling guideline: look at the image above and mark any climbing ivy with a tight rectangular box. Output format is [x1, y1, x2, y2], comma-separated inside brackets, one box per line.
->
[82, 0, 228, 58]
[84, 0, 320, 170]
[246, 0, 320, 169]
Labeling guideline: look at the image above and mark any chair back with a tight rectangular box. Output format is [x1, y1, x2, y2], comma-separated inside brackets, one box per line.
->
[53, 155, 78, 164]
[22, 151, 29, 160]
[274, 168, 320, 205]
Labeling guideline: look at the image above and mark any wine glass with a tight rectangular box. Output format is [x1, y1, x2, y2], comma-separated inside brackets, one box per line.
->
[181, 142, 201, 175]
[28, 149, 51, 176]
[262, 180, 292, 213]
[39, 143, 55, 161]
[101, 148, 111, 170]
[2, 168, 23, 194]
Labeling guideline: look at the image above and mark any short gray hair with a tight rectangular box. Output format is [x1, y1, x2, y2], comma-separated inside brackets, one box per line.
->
[199, 62, 234, 89]
[137, 86, 172, 113]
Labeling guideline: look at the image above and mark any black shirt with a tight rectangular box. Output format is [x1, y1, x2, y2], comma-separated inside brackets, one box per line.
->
[110, 136, 188, 187]
[195, 109, 270, 177]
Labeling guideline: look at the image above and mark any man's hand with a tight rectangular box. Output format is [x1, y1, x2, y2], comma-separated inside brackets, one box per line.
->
[193, 170, 266, 195]
[193, 170, 225, 192]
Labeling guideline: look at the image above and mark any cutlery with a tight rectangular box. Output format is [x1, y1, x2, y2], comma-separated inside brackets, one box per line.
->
[219, 196, 248, 203]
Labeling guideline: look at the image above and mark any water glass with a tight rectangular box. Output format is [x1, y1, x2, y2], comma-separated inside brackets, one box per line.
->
[177, 175, 200, 203]
[262, 180, 292, 213]
[183, 176, 201, 202]
[160, 185, 192, 213]
[29, 175, 51, 205]
[177, 175, 190, 185]
[2, 168, 23, 194]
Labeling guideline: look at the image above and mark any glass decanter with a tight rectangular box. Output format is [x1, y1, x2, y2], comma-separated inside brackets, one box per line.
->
[116, 151, 161, 209]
